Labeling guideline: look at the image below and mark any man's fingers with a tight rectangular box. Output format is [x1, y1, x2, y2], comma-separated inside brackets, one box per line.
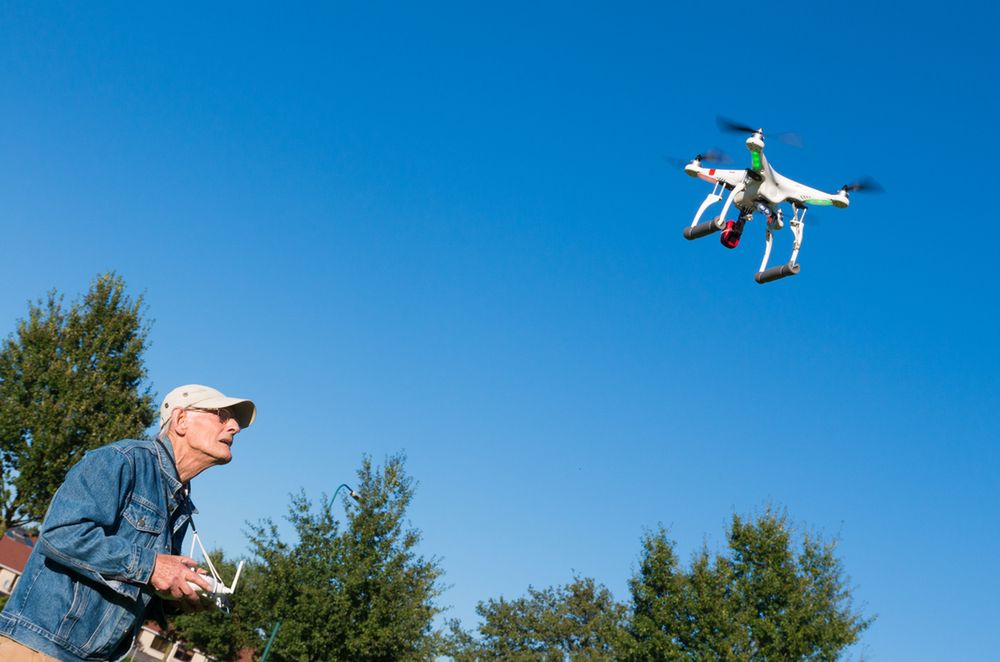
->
[174, 575, 203, 602]
[153, 554, 202, 585]
[188, 570, 213, 592]
[152, 554, 217, 607]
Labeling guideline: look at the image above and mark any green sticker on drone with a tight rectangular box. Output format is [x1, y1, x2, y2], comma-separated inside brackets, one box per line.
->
[804, 199, 833, 206]
[751, 151, 762, 171]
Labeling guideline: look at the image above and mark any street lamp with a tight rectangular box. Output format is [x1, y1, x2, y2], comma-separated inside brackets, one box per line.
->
[331, 483, 361, 506]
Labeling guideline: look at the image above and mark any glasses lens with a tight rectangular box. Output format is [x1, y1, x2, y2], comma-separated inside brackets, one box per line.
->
[190, 408, 234, 424]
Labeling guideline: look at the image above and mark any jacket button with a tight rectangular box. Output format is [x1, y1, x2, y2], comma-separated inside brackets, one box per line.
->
[138, 518, 145, 527]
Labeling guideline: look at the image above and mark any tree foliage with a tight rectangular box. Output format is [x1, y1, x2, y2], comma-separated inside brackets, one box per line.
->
[0, 273, 155, 533]
[454, 508, 871, 662]
[220, 453, 444, 661]
[446, 575, 627, 661]
[623, 508, 872, 661]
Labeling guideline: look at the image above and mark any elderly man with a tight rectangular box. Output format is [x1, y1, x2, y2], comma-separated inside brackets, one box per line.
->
[0, 384, 255, 661]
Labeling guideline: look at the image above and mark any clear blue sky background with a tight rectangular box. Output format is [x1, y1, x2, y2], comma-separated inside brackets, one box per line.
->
[1, 2, 997, 659]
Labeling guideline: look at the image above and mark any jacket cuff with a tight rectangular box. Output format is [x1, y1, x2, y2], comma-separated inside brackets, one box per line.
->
[131, 545, 158, 585]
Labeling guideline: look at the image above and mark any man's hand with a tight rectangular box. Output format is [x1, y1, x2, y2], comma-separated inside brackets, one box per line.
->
[150, 554, 212, 604]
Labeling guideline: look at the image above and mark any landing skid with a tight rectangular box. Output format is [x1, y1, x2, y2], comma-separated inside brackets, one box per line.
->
[755, 206, 805, 284]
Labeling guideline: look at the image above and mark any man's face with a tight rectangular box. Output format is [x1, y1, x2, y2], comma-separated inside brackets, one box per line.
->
[184, 407, 242, 465]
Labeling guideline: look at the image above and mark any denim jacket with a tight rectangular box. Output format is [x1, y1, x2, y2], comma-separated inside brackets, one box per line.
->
[0, 438, 195, 661]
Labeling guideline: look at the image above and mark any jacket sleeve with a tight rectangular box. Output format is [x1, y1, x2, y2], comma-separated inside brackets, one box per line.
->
[36, 445, 159, 594]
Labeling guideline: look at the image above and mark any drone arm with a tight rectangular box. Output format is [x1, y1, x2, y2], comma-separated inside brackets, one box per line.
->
[684, 163, 747, 187]
[784, 181, 850, 209]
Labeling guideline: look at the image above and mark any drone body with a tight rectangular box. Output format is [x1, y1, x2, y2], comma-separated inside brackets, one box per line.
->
[682, 122, 871, 283]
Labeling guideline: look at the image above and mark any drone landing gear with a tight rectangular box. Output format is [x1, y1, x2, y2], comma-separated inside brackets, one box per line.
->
[756, 262, 800, 283]
[755, 206, 805, 284]
[683, 181, 744, 240]
[684, 216, 723, 239]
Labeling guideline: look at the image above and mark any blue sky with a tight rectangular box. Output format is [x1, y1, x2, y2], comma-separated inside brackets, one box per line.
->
[1, 2, 997, 659]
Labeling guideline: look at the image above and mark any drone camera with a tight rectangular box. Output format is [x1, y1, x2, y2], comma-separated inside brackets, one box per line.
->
[720, 219, 745, 249]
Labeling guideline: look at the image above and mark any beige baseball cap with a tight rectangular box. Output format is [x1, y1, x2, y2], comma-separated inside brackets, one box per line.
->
[159, 384, 256, 430]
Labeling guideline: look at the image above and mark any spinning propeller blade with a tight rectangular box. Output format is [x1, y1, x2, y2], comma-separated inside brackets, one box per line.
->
[664, 148, 731, 169]
[841, 177, 884, 193]
[778, 132, 803, 148]
[695, 148, 732, 164]
[717, 116, 758, 134]
[717, 116, 802, 147]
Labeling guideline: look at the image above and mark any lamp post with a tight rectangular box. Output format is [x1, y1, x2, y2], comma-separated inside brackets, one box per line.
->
[260, 621, 281, 662]
[331, 483, 361, 506]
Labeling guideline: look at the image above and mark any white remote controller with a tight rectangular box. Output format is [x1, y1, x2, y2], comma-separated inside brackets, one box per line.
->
[188, 574, 228, 595]
[181, 531, 245, 612]
[189, 575, 231, 610]
[186, 559, 244, 611]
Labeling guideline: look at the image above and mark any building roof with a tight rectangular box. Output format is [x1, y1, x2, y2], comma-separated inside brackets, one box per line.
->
[0, 532, 34, 574]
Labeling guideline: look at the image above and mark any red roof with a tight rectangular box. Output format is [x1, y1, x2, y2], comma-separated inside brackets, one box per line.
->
[0, 534, 34, 574]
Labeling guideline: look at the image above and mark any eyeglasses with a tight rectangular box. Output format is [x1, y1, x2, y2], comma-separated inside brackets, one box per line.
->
[188, 407, 236, 425]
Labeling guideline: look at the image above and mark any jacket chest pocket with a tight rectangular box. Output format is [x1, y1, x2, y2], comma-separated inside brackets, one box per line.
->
[122, 498, 165, 547]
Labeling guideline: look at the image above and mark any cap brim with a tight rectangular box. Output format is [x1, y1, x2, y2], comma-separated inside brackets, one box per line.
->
[195, 396, 257, 429]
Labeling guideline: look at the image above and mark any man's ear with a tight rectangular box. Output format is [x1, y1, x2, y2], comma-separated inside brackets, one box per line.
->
[171, 408, 189, 435]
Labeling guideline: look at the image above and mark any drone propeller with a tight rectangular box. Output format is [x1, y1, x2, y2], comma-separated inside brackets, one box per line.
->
[695, 148, 732, 164]
[717, 116, 760, 135]
[840, 177, 884, 194]
[664, 148, 732, 170]
[716, 116, 802, 147]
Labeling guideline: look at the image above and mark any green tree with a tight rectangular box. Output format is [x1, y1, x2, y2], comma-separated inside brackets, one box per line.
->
[238, 453, 444, 661]
[624, 508, 872, 661]
[446, 575, 628, 661]
[455, 508, 870, 662]
[0, 273, 155, 533]
[624, 527, 696, 660]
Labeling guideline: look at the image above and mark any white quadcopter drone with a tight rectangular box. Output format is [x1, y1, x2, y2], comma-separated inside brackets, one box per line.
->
[682, 118, 880, 283]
